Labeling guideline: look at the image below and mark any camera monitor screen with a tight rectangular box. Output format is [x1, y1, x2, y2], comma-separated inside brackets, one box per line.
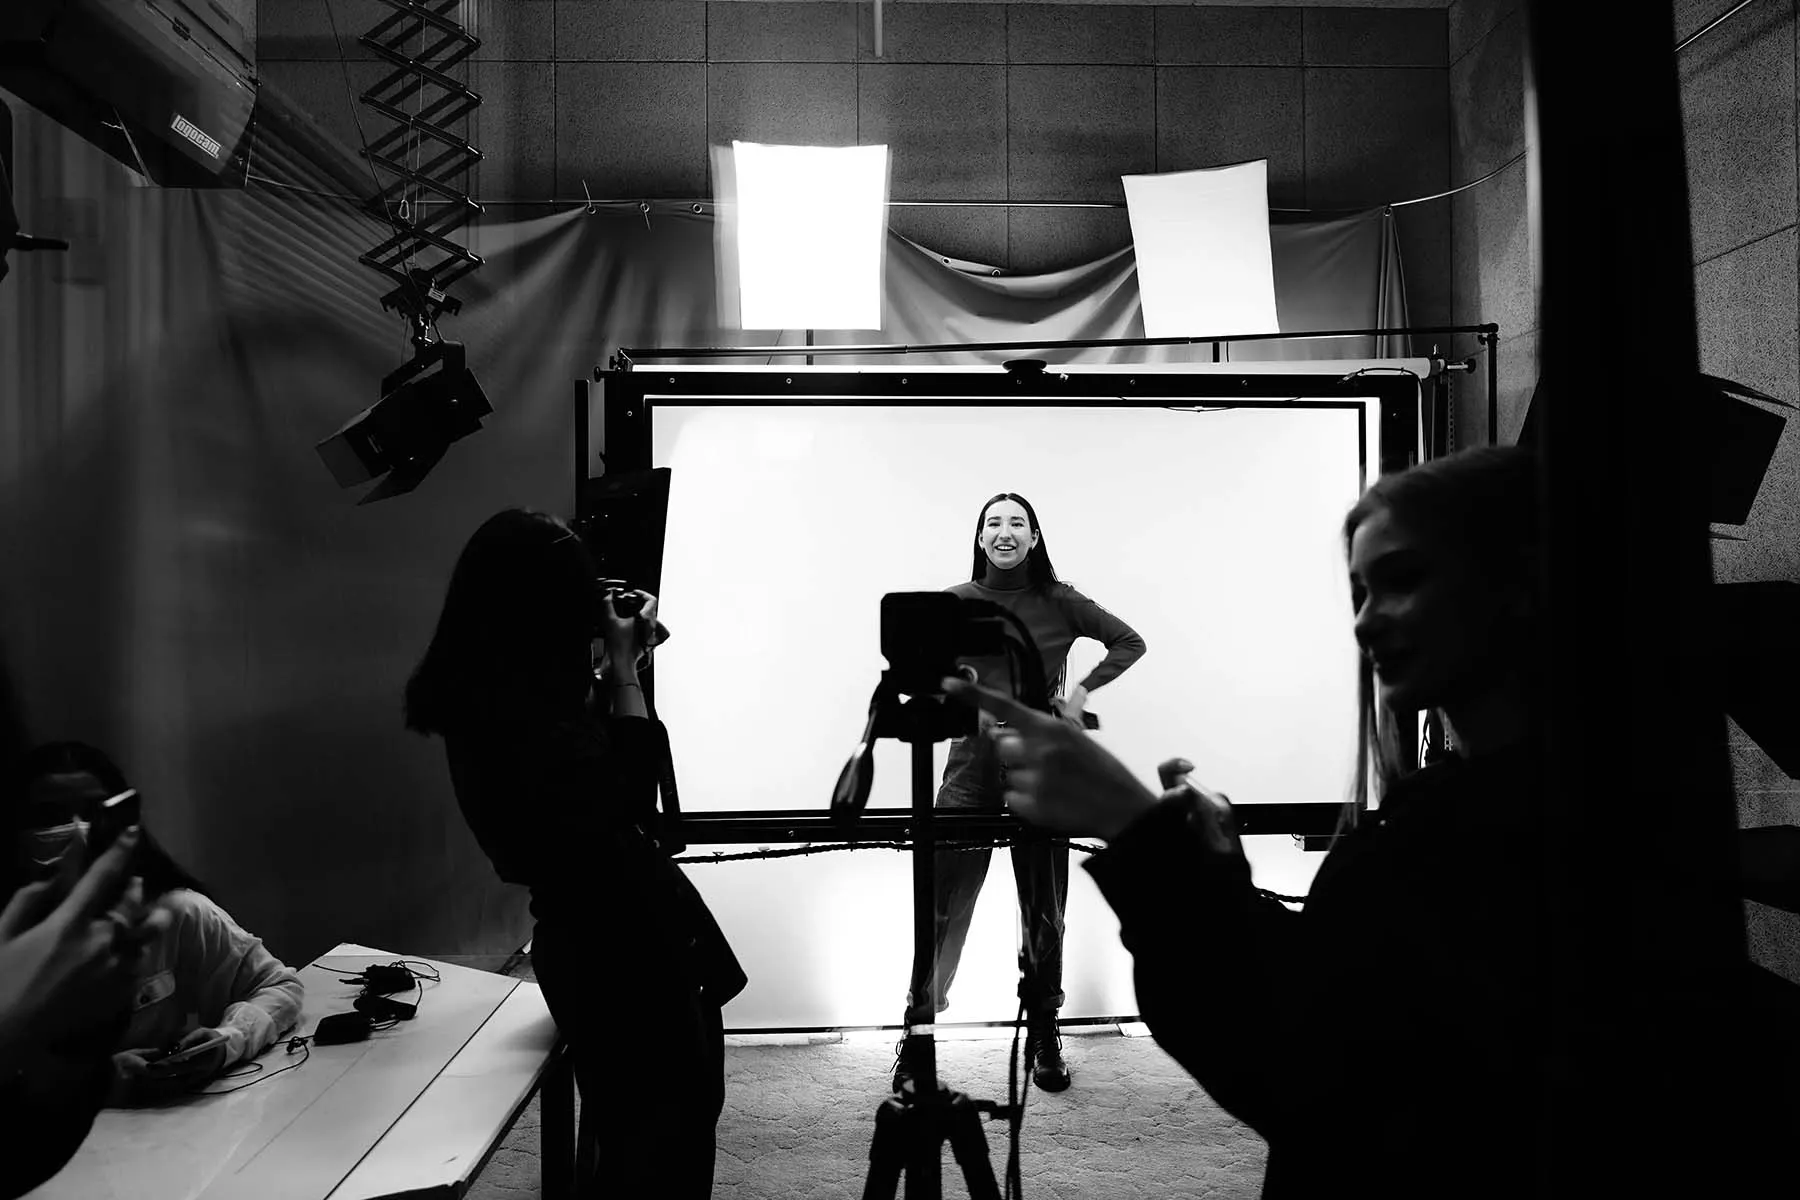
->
[640, 385, 1385, 1029]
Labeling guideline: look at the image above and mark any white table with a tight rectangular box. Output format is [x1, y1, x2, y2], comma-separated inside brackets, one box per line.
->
[26, 942, 576, 1200]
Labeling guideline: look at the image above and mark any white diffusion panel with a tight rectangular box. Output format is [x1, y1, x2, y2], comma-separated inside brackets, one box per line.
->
[1124, 160, 1279, 338]
[650, 402, 1365, 1029]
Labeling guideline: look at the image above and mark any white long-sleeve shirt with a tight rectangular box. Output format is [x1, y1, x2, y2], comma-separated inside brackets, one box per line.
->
[117, 888, 305, 1066]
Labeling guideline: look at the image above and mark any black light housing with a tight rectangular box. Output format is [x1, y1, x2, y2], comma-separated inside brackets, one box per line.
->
[1519, 373, 1793, 526]
[315, 340, 492, 504]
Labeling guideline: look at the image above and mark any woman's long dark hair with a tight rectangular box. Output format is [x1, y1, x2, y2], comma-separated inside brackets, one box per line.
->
[405, 508, 598, 736]
[1336, 445, 1544, 838]
[968, 492, 1067, 592]
[4, 741, 213, 903]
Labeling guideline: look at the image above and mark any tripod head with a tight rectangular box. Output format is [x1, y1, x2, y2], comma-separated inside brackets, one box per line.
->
[830, 593, 1049, 822]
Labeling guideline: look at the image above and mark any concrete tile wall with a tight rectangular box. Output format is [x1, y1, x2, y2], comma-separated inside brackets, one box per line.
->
[1444, 0, 1800, 982]
[1681, 0, 1800, 989]
[1446, 0, 1534, 448]
[259, 2, 1450, 283]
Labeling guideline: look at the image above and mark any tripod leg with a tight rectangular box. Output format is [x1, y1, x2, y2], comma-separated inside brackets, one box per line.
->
[903, 1094, 943, 1199]
[863, 1098, 908, 1200]
[943, 1092, 1002, 1200]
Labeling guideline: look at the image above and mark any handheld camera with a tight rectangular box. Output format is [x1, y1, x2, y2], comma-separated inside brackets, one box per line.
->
[595, 577, 646, 620]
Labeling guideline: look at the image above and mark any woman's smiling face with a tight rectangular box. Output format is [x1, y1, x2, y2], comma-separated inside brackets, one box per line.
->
[979, 498, 1038, 570]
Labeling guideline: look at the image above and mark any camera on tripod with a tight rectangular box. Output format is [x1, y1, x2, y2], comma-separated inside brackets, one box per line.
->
[828, 591, 1041, 1200]
[880, 592, 1011, 737]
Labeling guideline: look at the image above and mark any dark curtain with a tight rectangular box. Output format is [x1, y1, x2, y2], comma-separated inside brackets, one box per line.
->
[0, 96, 1408, 964]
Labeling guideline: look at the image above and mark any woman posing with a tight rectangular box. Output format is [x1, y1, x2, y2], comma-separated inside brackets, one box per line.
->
[897, 492, 1145, 1095]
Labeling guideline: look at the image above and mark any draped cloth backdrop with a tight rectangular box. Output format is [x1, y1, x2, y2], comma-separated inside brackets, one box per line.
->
[0, 99, 1408, 966]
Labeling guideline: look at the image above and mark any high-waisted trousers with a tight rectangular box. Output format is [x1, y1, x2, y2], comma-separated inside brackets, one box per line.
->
[903, 730, 1069, 1025]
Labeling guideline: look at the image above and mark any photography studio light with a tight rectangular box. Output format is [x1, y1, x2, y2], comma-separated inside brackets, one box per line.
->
[714, 140, 891, 331]
[1123, 159, 1281, 339]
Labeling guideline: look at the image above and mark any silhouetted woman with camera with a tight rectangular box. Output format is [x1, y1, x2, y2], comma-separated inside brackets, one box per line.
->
[406, 508, 745, 1200]
[896, 492, 1145, 1096]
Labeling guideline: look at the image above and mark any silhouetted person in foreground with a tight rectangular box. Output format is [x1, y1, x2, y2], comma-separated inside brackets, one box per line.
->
[406, 508, 745, 1199]
[946, 444, 1769, 1197]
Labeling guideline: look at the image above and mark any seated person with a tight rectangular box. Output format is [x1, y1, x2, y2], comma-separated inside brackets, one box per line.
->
[10, 742, 304, 1101]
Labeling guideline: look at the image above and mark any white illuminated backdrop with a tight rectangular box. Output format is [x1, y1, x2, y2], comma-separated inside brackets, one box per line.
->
[649, 398, 1372, 1029]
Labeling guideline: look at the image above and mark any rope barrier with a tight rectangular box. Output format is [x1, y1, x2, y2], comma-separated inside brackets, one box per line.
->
[671, 837, 1309, 906]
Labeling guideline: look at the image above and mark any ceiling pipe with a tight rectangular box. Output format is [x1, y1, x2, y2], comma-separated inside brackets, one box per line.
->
[873, 0, 883, 58]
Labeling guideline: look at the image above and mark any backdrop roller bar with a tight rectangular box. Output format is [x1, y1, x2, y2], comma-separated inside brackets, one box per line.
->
[616, 324, 1500, 366]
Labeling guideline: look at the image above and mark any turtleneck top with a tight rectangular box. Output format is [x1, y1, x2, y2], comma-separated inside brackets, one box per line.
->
[947, 562, 1146, 703]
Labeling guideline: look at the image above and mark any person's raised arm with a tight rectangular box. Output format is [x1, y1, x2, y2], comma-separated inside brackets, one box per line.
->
[944, 677, 1310, 1139]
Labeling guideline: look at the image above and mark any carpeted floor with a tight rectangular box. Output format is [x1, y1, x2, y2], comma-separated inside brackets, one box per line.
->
[467, 960, 1267, 1199]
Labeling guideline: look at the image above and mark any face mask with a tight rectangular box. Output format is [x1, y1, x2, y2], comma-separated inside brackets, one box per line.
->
[26, 818, 88, 868]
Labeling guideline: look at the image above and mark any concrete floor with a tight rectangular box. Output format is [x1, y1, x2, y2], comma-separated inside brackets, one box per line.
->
[466, 1024, 1268, 1199]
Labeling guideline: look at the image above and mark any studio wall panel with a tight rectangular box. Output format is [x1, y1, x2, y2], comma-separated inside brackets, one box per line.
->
[1155, 66, 1304, 208]
[258, 0, 384, 61]
[1008, 3, 1154, 64]
[1008, 65, 1155, 202]
[471, 61, 556, 200]
[1696, 231, 1800, 582]
[556, 0, 707, 62]
[1448, 5, 1525, 185]
[1395, 200, 1452, 333]
[1448, 0, 1523, 66]
[1303, 7, 1446, 68]
[467, 0, 554, 62]
[857, 2, 1006, 63]
[1728, 718, 1800, 825]
[707, 62, 859, 148]
[556, 63, 708, 197]
[1154, 6, 1303, 67]
[1450, 155, 1534, 351]
[1304, 66, 1448, 207]
[1694, 226, 1800, 410]
[860, 64, 1007, 200]
[1678, 0, 1797, 264]
[708, 0, 859, 63]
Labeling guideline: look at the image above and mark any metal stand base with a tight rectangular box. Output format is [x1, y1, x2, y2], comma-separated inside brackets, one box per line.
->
[863, 1082, 1002, 1200]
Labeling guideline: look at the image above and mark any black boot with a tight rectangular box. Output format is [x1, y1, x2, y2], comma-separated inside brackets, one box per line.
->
[891, 1032, 929, 1095]
[1028, 1016, 1070, 1092]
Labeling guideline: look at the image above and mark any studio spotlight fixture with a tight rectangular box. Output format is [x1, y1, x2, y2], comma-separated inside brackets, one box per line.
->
[315, 269, 491, 504]
[316, 0, 489, 504]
